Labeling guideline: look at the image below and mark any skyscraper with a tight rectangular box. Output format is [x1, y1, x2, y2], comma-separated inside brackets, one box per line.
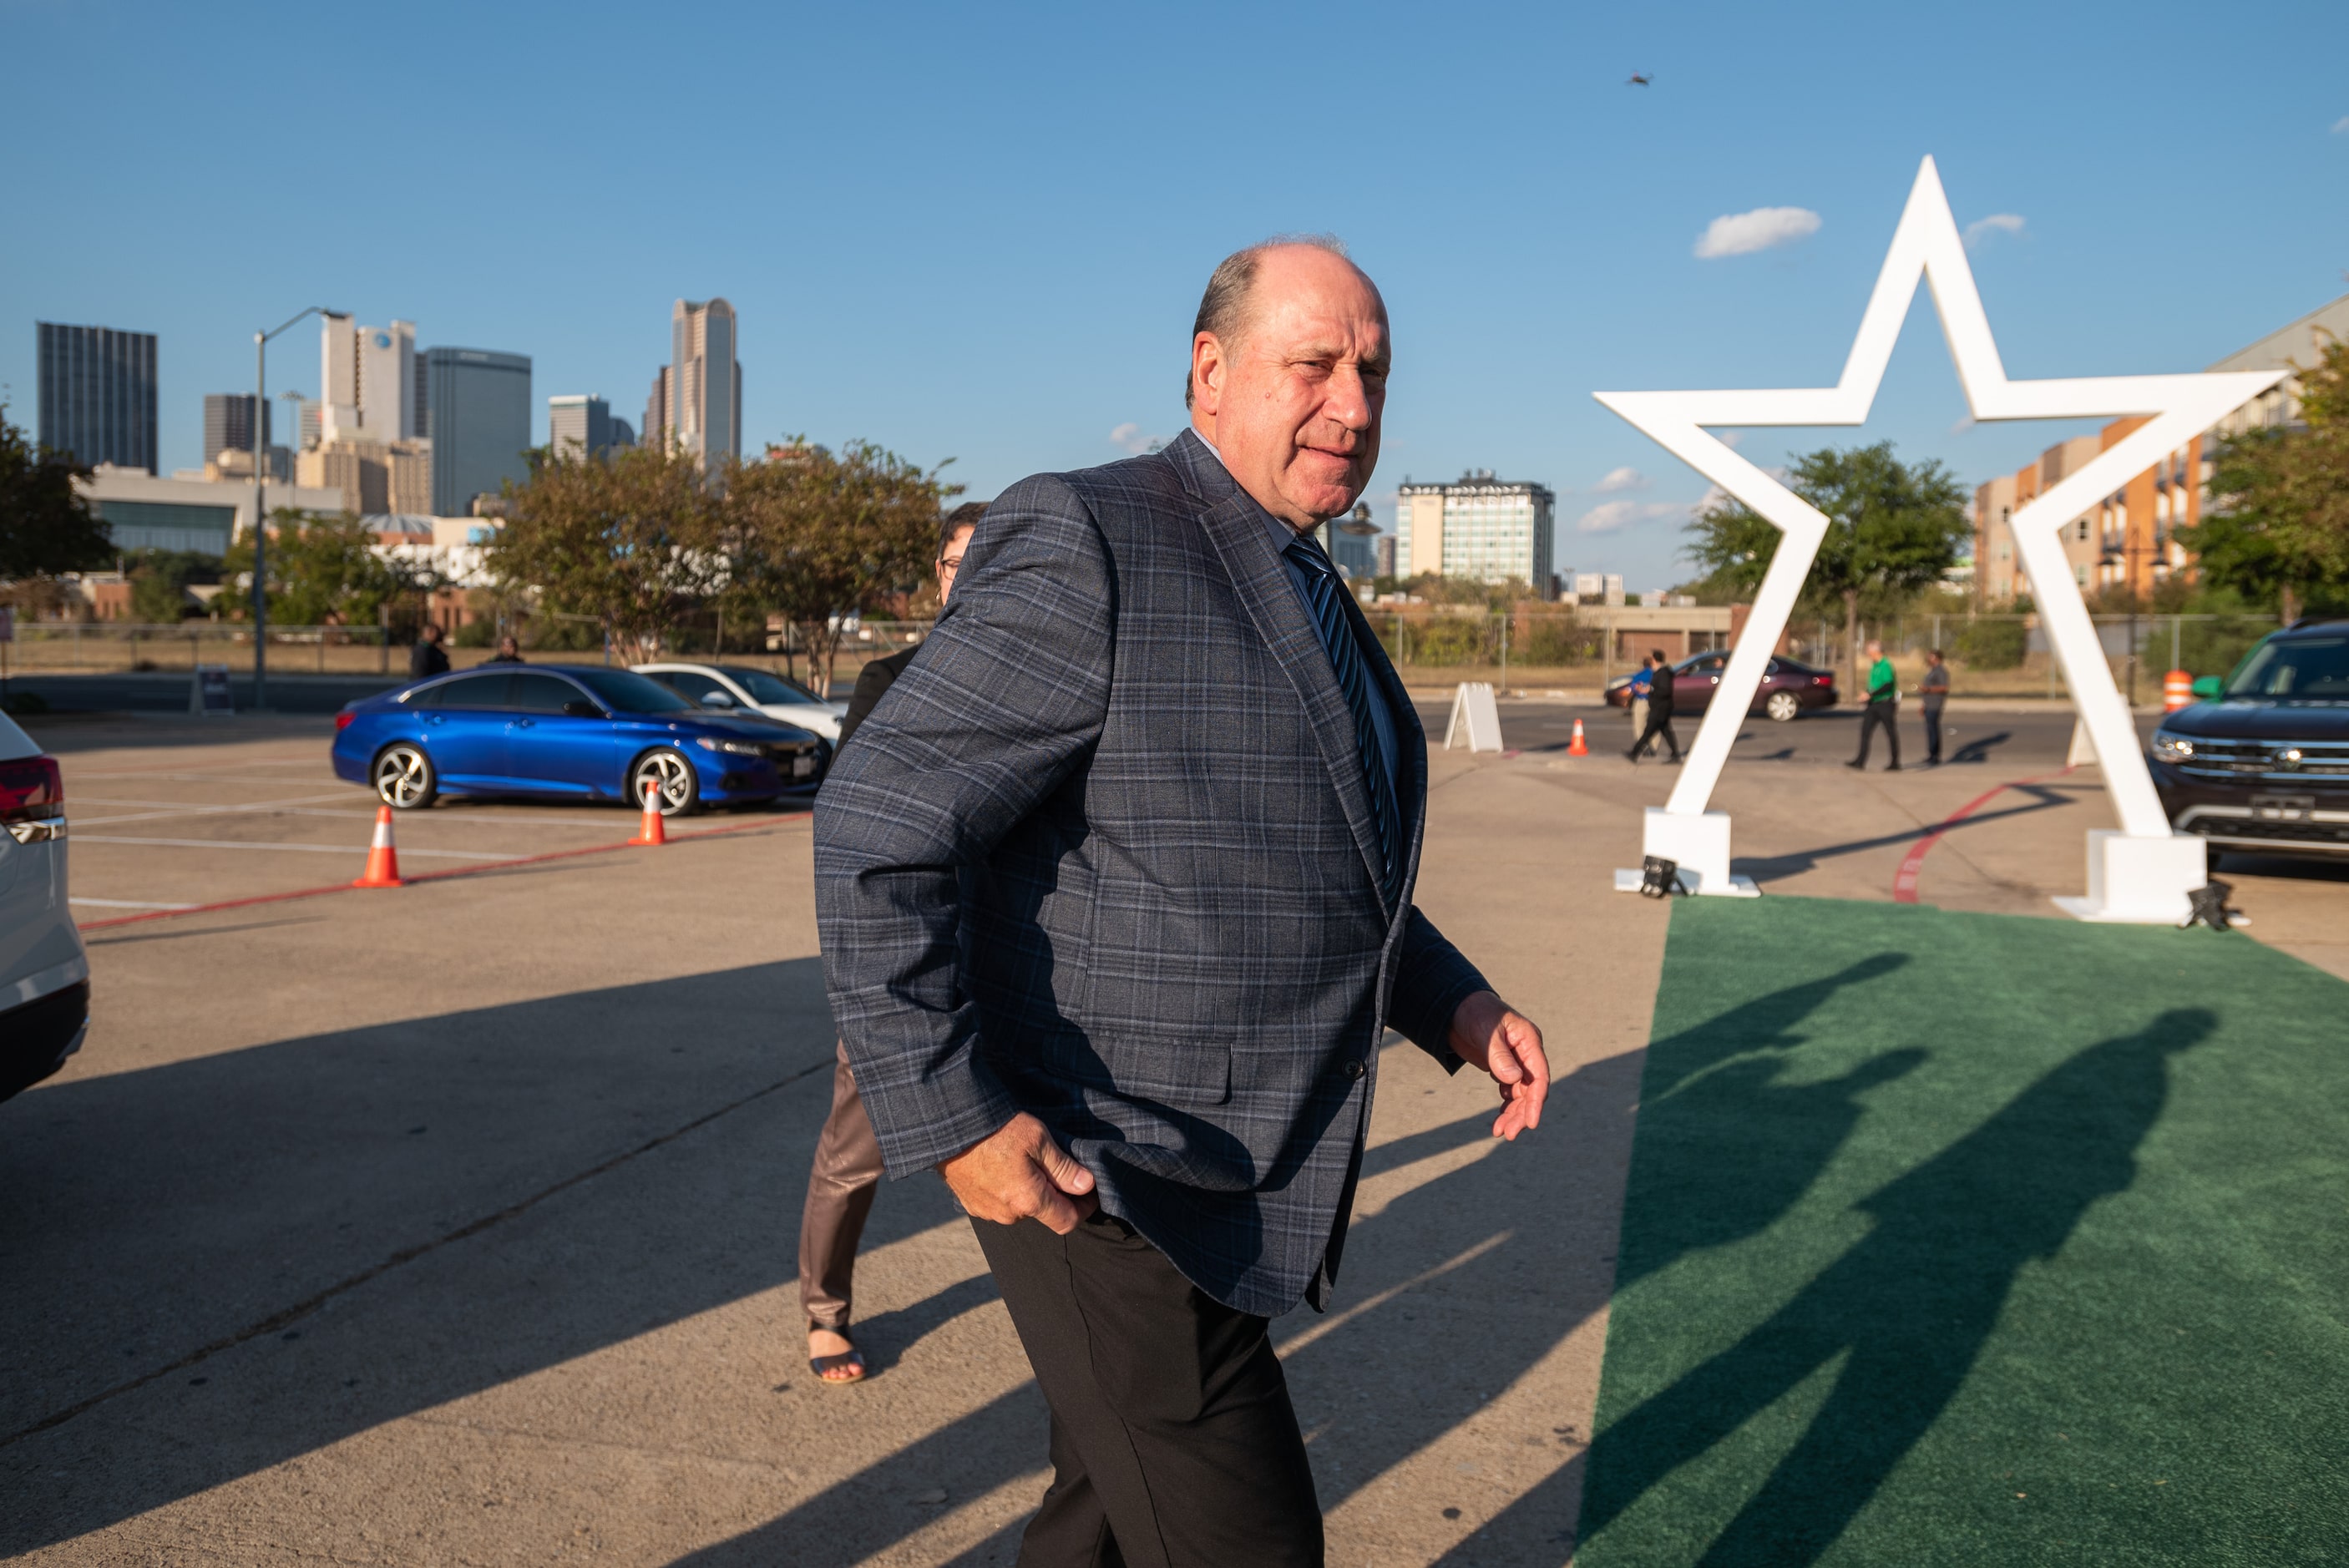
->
[651, 298, 740, 468]
[422, 347, 531, 516]
[318, 316, 417, 443]
[203, 393, 271, 463]
[549, 395, 633, 463]
[38, 321, 158, 473]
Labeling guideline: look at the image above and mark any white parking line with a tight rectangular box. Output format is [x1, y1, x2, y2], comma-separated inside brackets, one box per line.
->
[68, 897, 203, 910]
[73, 796, 633, 828]
[73, 792, 361, 827]
[72, 835, 518, 862]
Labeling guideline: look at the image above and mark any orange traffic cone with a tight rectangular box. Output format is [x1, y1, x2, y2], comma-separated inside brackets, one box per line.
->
[629, 777, 667, 847]
[1567, 717, 1589, 756]
[352, 804, 403, 888]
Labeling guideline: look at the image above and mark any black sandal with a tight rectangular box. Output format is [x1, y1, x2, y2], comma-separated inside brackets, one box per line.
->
[809, 1348, 867, 1383]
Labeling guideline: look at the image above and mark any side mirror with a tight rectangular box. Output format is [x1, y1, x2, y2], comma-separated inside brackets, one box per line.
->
[701, 691, 736, 708]
[2190, 676, 2222, 700]
[560, 700, 604, 718]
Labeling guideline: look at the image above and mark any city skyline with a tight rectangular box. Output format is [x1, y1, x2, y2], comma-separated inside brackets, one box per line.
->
[3, 1, 2344, 587]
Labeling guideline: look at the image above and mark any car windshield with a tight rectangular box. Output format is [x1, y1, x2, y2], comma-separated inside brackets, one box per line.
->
[2223, 635, 2349, 701]
[568, 668, 697, 713]
[720, 666, 823, 705]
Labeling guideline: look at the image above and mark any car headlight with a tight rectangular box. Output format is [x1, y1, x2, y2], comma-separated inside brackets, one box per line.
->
[695, 736, 767, 757]
[2150, 731, 2195, 762]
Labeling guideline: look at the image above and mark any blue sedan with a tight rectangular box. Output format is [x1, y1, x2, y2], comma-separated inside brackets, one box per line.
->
[332, 665, 830, 814]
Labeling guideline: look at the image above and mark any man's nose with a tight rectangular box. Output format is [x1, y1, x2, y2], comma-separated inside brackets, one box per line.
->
[1324, 366, 1374, 432]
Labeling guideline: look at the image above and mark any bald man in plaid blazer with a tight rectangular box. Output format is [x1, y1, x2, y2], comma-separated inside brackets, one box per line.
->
[815, 240, 1550, 1568]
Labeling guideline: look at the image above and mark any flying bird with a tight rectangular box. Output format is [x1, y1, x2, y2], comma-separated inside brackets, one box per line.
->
[1627, 72, 1653, 86]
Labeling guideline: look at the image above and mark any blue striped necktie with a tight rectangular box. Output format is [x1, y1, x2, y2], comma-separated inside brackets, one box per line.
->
[1283, 539, 1403, 903]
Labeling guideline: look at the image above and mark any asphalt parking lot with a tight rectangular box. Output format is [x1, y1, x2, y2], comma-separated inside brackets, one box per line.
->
[48, 714, 804, 918]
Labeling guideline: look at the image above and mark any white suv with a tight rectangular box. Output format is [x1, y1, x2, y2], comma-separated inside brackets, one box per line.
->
[0, 712, 88, 1104]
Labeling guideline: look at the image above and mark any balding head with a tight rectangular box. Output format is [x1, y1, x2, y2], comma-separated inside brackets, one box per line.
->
[1187, 236, 1378, 407]
[1187, 239, 1390, 529]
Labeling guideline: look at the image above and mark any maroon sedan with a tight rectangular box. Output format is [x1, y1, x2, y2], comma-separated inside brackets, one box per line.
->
[1604, 651, 1839, 721]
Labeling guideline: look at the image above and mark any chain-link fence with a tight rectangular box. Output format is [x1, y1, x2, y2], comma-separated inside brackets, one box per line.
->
[1, 609, 2282, 701]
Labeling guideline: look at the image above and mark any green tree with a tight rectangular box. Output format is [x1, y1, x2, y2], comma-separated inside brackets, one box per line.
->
[127, 549, 223, 622]
[2180, 336, 2349, 622]
[220, 510, 423, 626]
[488, 442, 720, 663]
[0, 403, 113, 582]
[1684, 441, 1970, 688]
[718, 438, 957, 695]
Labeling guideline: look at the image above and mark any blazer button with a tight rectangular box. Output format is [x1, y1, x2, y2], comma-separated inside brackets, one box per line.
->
[1344, 1058, 1366, 1081]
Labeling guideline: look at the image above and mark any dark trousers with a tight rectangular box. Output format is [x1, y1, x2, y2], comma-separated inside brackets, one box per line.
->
[1630, 703, 1680, 761]
[798, 1041, 883, 1331]
[1921, 697, 1945, 761]
[1854, 701, 1900, 767]
[971, 1211, 1324, 1568]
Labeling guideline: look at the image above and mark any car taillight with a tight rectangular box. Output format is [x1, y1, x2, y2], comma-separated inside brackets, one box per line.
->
[1813, 675, 1831, 685]
[0, 754, 63, 822]
[335, 711, 357, 731]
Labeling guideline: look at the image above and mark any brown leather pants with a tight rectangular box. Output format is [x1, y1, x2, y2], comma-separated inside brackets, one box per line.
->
[798, 1040, 884, 1332]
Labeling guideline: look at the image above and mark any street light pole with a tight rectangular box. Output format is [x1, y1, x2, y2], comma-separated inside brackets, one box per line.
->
[254, 306, 340, 711]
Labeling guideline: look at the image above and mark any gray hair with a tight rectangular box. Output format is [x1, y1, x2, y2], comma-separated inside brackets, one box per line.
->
[1186, 233, 1353, 409]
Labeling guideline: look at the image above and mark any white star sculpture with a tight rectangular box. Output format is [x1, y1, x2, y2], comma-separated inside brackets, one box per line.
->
[1597, 155, 2286, 920]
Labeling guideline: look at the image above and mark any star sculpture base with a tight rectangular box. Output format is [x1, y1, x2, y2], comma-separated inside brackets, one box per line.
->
[1612, 808, 1761, 898]
[2048, 829, 2207, 924]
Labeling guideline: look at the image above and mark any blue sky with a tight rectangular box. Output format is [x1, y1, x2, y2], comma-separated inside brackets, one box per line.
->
[4, 0, 2344, 589]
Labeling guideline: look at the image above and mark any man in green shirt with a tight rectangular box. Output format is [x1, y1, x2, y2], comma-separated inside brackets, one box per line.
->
[1846, 639, 1901, 771]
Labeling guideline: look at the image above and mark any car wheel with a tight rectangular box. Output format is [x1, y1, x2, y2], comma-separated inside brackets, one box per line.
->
[372, 743, 438, 809]
[1764, 690, 1801, 722]
[630, 747, 700, 817]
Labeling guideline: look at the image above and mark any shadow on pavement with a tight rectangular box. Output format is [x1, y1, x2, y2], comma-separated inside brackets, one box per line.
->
[0, 958, 958, 1556]
[1732, 784, 2077, 884]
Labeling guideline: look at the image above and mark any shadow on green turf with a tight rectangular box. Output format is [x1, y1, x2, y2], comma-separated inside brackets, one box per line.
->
[1579, 1006, 2211, 1565]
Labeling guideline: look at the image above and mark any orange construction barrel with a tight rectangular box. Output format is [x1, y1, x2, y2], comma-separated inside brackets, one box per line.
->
[2164, 669, 2194, 711]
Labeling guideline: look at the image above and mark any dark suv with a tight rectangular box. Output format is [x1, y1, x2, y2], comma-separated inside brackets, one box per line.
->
[2148, 620, 2349, 858]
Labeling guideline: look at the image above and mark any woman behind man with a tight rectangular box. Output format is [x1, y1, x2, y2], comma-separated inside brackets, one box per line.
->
[800, 500, 985, 1383]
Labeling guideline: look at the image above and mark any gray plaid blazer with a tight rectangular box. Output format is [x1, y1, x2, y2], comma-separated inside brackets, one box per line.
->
[813, 430, 1489, 1316]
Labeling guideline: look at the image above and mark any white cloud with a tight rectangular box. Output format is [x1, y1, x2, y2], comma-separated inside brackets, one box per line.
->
[2333, 116, 2349, 134]
[1108, 422, 1167, 455]
[1693, 205, 1821, 259]
[1577, 499, 1685, 535]
[1590, 466, 1649, 493]
[1963, 212, 2027, 248]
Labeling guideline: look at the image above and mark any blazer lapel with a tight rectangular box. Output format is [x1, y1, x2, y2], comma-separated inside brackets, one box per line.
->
[1344, 589, 1428, 899]
[1191, 488, 1395, 911]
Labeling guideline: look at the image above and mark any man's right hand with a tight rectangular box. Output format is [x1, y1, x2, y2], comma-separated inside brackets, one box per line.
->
[938, 1112, 1099, 1234]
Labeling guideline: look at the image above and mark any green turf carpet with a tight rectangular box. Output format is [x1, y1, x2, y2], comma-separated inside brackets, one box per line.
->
[1574, 896, 2348, 1567]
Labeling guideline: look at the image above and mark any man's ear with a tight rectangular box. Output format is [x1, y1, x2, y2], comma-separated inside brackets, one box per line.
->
[1191, 332, 1224, 417]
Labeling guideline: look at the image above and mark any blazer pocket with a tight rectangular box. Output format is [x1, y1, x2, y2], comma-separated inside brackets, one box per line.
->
[1044, 1034, 1234, 1108]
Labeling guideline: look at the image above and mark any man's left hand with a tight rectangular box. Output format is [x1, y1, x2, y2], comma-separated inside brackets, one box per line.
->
[1447, 990, 1550, 1141]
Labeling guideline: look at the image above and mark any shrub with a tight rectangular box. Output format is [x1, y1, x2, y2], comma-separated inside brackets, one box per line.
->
[1953, 618, 2026, 670]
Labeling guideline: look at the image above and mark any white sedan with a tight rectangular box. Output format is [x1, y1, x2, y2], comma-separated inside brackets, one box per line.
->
[631, 662, 848, 742]
[1, 711, 89, 1104]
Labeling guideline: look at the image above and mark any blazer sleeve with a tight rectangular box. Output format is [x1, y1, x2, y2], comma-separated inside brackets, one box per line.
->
[1385, 907, 1490, 1073]
[813, 476, 1116, 1178]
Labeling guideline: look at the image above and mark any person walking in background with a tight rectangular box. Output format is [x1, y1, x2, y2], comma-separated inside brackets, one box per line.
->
[408, 621, 448, 680]
[1628, 648, 1681, 764]
[798, 500, 985, 1386]
[1848, 639, 1901, 771]
[483, 634, 526, 665]
[1626, 655, 1653, 757]
[816, 238, 1550, 1564]
[1917, 647, 1950, 766]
